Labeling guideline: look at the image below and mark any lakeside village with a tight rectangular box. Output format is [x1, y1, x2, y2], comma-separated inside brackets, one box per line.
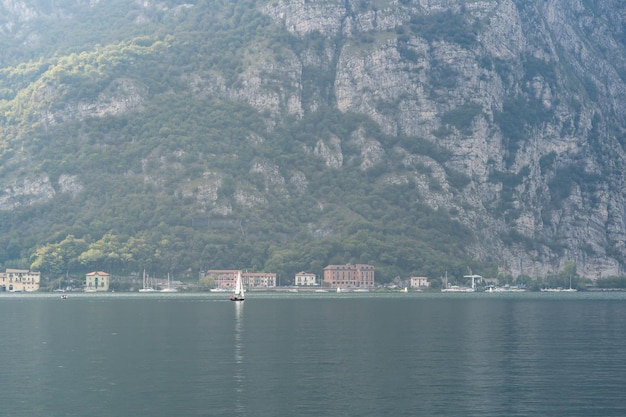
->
[0, 264, 598, 294]
[1, 264, 380, 293]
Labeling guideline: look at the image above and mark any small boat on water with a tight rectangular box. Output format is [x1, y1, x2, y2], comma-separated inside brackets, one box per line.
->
[230, 271, 245, 302]
[441, 286, 475, 292]
[541, 287, 578, 292]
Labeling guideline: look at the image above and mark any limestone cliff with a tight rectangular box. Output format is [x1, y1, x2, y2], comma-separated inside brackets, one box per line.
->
[258, 0, 626, 277]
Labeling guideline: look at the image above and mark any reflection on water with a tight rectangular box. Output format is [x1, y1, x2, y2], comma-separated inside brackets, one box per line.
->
[3, 293, 626, 417]
[234, 301, 245, 414]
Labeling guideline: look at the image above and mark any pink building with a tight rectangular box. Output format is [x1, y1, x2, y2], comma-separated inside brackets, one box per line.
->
[323, 264, 375, 289]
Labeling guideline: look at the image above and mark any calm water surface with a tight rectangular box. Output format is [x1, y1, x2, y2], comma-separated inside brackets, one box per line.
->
[2, 292, 626, 417]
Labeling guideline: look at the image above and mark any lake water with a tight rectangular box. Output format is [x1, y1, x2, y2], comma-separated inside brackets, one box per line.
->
[2, 291, 626, 417]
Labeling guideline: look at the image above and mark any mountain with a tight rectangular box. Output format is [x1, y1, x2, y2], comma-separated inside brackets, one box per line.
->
[1, 0, 626, 284]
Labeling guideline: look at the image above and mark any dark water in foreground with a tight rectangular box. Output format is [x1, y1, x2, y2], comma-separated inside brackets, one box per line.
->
[2, 292, 626, 417]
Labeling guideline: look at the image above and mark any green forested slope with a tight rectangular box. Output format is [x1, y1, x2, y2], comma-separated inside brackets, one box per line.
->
[0, 0, 534, 285]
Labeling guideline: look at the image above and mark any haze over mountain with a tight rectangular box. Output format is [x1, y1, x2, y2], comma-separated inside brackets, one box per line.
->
[1, 0, 626, 284]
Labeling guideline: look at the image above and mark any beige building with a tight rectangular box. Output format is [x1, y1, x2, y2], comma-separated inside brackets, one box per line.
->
[323, 264, 375, 289]
[85, 271, 110, 292]
[243, 272, 277, 288]
[294, 271, 317, 286]
[0, 269, 41, 292]
[410, 276, 430, 289]
[206, 270, 277, 289]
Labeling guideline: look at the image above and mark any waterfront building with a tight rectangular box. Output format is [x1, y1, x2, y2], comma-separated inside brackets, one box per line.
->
[323, 264, 375, 289]
[410, 276, 430, 289]
[206, 270, 277, 289]
[205, 270, 238, 289]
[85, 271, 110, 292]
[0, 269, 41, 292]
[294, 271, 317, 286]
[243, 272, 277, 288]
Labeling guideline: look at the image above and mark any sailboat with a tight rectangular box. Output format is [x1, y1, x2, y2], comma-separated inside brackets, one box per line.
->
[160, 273, 177, 293]
[139, 269, 157, 292]
[561, 275, 578, 292]
[230, 271, 245, 301]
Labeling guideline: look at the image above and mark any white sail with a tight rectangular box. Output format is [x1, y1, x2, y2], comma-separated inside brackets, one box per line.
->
[231, 271, 245, 301]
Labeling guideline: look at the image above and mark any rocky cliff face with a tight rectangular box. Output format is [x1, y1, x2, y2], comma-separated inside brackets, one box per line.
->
[257, 0, 626, 277]
[2, 0, 626, 278]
